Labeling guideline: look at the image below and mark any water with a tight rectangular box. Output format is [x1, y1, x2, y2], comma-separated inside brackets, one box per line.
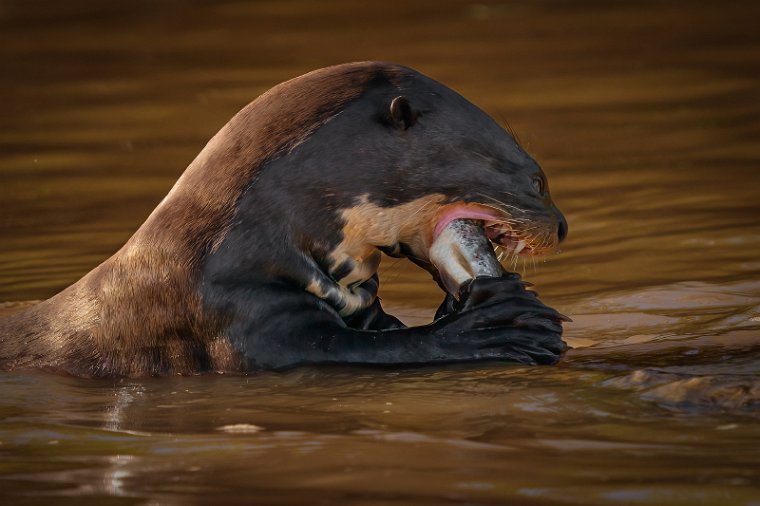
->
[2, 0, 760, 504]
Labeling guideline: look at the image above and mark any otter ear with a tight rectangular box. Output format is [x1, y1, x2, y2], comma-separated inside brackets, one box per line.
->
[389, 96, 417, 130]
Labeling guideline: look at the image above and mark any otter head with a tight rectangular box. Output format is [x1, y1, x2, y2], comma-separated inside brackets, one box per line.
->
[272, 65, 567, 312]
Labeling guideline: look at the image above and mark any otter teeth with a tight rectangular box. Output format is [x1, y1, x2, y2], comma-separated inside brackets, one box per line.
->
[484, 223, 528, 255]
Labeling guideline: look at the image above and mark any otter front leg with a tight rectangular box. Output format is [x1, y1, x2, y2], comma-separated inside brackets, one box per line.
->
[355, 275, 567, 366]
[339, 274, 406, 331]
[236, 275, 566, 370]
[343, 297, 406, 331]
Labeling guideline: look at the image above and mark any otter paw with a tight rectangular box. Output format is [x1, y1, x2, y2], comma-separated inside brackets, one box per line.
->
[432, 275, 568, 365]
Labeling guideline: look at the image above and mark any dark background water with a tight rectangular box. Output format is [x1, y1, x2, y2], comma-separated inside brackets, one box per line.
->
[1, 1, 760, 504]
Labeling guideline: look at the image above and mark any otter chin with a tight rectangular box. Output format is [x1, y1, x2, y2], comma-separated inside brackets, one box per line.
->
[0, 61, 569, 377]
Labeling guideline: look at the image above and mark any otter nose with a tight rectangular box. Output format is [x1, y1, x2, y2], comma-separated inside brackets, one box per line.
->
[557, 214, 568, 242]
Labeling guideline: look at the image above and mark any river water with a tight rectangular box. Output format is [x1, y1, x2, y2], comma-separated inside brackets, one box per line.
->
[1, 1, 760, 504]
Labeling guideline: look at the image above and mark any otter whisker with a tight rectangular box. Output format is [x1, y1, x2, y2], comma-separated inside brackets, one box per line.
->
[472, 192, 527, 215]
[407, 199, 436, 220]
[496, 111, 523, 146]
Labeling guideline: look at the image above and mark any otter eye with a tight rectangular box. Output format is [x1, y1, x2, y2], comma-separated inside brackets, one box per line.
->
[532, 176, 546, 194]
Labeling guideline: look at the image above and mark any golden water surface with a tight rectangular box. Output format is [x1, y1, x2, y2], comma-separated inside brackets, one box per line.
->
[1, 1, 760, 504]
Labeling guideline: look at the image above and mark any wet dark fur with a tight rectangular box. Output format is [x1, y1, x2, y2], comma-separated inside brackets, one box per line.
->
[0, 62, 567, 377]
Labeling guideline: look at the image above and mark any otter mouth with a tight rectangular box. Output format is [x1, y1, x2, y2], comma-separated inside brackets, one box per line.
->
[427, 206, 546, 296]
[432, 206, 537, 256]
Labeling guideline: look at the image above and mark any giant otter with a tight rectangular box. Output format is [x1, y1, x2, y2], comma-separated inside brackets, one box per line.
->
[0, 62, 568, 377]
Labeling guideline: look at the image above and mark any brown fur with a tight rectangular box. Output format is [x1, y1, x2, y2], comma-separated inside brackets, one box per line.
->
[0, 62, 406, 376]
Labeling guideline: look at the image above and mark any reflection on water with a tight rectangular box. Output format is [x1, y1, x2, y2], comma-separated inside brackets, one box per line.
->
[1, 0, 760, 504]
